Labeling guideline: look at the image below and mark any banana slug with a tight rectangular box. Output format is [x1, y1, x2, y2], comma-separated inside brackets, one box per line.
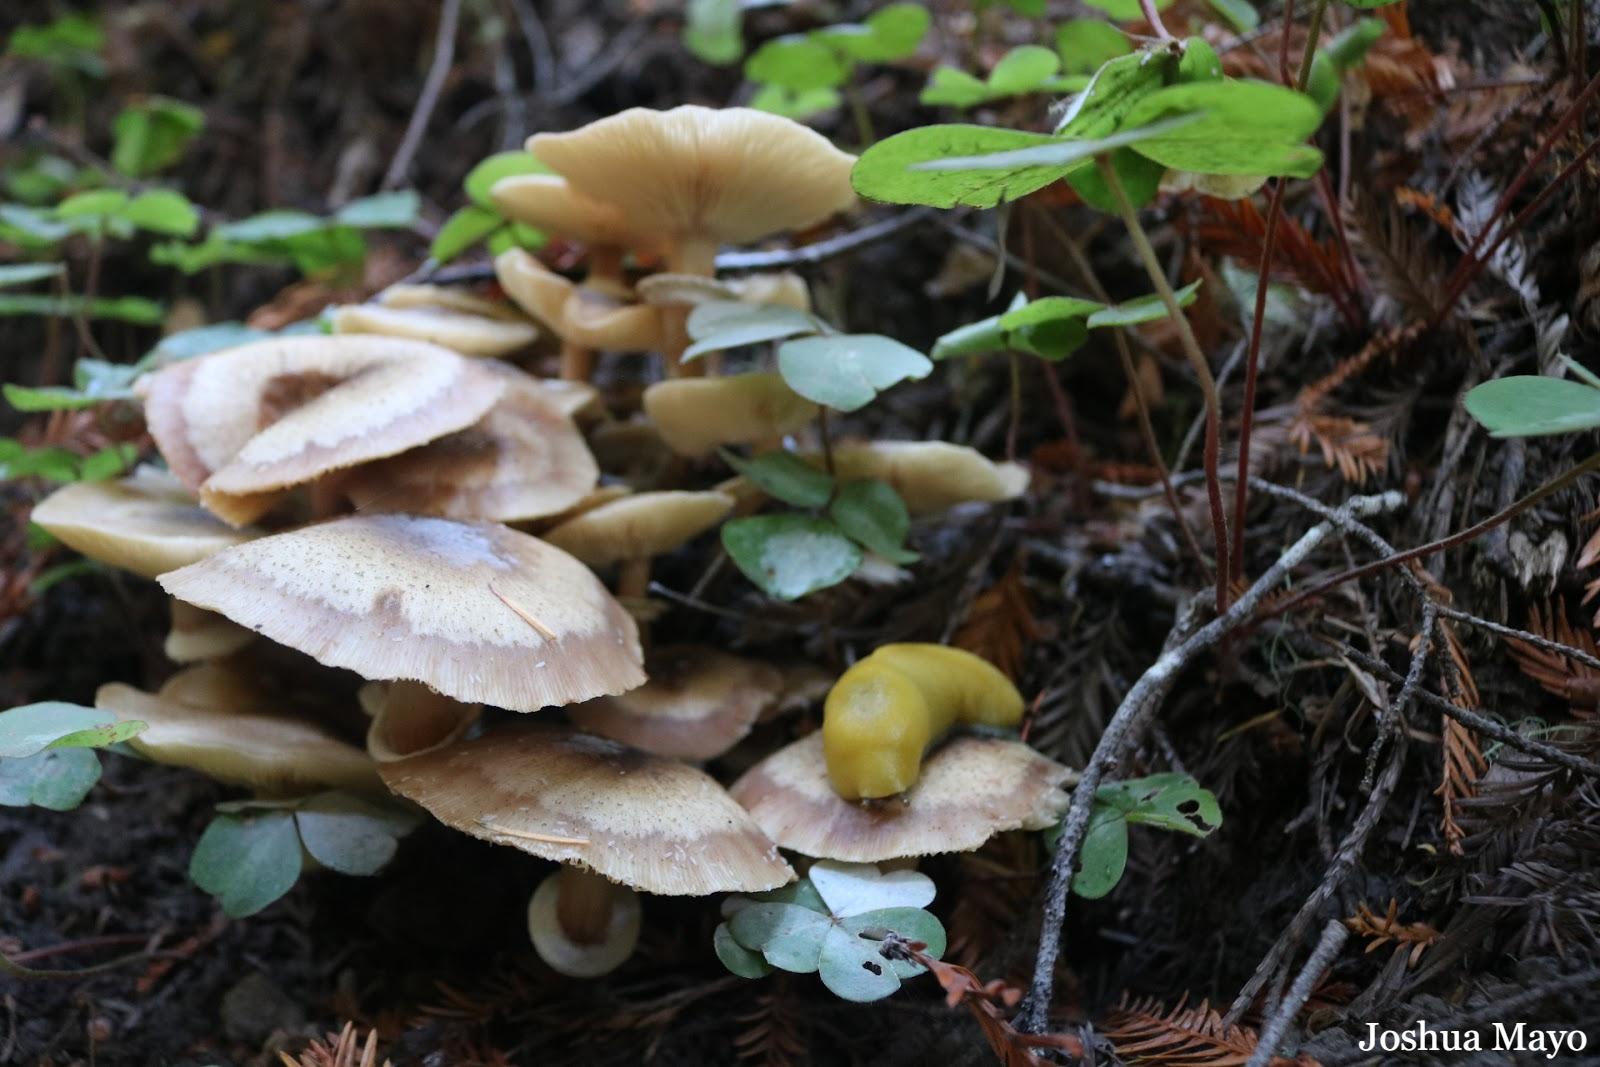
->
[822, 643, 1024, 800]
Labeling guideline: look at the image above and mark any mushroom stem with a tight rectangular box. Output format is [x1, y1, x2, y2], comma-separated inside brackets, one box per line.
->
[558, 338, 595, 383]
[554, 866, 628, 945]
[616, 556, 653, 601]
[585, 246, 630, 299]
[661, 237, 720, 379]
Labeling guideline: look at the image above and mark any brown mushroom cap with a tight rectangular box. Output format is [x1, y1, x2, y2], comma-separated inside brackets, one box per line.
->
[338, 368, 599, 523]
[729, 733, 1075, 863]
[494, 249, 662, 351]
[567, 645, 784, 760]
[30, 467, 260, 579]
[527, 106, 857, 256]
[331, 303, 538, 358]
[158, 514, 644, 712]
[642, 373, 819, 457]
[490, 173, 667, 257]
[136, 335, 505, 526]
[359, 680, 481, 762]
[379, 724, 795, 894]
[541, 491, 734, 566]
[96, 663, 379, 795]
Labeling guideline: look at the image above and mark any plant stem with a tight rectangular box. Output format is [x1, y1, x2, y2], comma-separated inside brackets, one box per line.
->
[1258, 450, 1600, 623]
[1097, 155, 1230, 612]
[1138, 0, 1173, 40]
[1293, 0, 1330, 94]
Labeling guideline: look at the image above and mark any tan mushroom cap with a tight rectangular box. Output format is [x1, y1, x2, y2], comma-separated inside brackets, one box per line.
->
[527, 870, 642, 977]
[494, 249, 662, 351]
[331, 303, 538, 358]
[567, 645, 784, 760]
[379, 723, 795, 894]
[30, 467, 261, 579]
[729, 733, 1076, 863]
[527, 106, 857, 256]
[358, 680, 481, 763]
[643, 373, 819, 457]
[490, 173, 668, 257]
[158, 514, 644, 712]
[137, 335, 505, 526]
[378, 284, 524, 319]
[634, 272, 811, 313]
[338, 369, 599, 523]
[829, 442, 1030, 515]
[96, 663, 379, 795]
[165, 599, 256, 663]
[541, 491, 733, 566]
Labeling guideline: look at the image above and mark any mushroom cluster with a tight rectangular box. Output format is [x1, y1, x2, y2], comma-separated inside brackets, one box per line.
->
[25, 104, 1060, 982]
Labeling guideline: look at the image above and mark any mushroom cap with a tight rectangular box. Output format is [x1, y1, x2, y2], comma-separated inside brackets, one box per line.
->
[729, 733, 1075, 863]
[830, 442, 1030, 515]
[164, 599, 256, 663]
[490, 173, 668, 256]
[331, 303, 538, 358]
[541, 491, 734, 565]
[95, 664, 379, 795]
[359, 680, 481, 762]
[338, 368, 600, 523]
[29, 466, 260, 579]
[379, 724, 795, 894]
[634, 272, 811, 314]
[494, 249, 662, 351]
[158, 514, 644, 712]
[137, 335, 505, 526]
[378, 284, 524, 319]
[527, 872, 642, 977]
[527, 106, 858, 247]
[567, 645, 784, 760]
[642, 373, 819, 457]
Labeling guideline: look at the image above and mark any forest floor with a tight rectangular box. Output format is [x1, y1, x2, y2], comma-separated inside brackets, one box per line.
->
[4, 0, 1600, 1065]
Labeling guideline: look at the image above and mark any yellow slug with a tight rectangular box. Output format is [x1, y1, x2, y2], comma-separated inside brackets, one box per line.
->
[822, 643, 1025, 800]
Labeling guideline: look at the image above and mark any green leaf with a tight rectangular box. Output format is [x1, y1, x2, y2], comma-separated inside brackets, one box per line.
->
[485, 220, 548, 255]
[715, 922, 774, 977]
[218, 210, 324, 242]
[334, 190, 420, 229]
[189, 811, 303, 917]
[0, 702, 116, 758]
[840, 906, 946, 976]
[1324, 18, 1387, 71]
[907, 113, 1203, 178]
[293, 792, 412, 875]
[721, 450, 834, 509]
[110, 97, 204, 178]
[1178, 38, 1223, 84]
[0, 204, 73, 244]
[852, 125, 1065, 208]
[685, 0, 744, 64]
[747, 35, 851, 91]
[1085, 280, 1201, 327]
[778, 334, 932, 412]
[1098, 772, 1223, 837]
[728, 902, 830, 971]
[56, 188, 128, 219]
[748, 84, 841, 120]
[467, 152, 554, 206]
[0, 263, 64, 288]
[1122, 80, 1326, 177]
[998, 296, 1102, 359]
[931, 312, 1010, 361]
[48, 718, 145, 750]
[723, 515, 863, 600]
[1070, 801, 1129, 898]
[684, 300, 821, 361]
[1055, 20, 1132, 75]
[8, 14, 105, 77]
[76, 443, 138, 482]
[1341, 0, 1400, 7]
[1207, 0, 1260, 31]
[0, 747, 102, 810]
[431, 204, 505, 262]
[817, 922, 904, 1001]
[918, 68, 996, 109]
[116, 189, 200, 237]
[1463, 376, 1600, 437]
[830, 479, 918, 563]
[809, 860, 935, 916]
[1083, 0, 1175, 15]
[0, 293, 163, 325]
[1054, 49, 1177, 140]
[154, 322, 271, 361]
[841, 3, 930, 62]
[989, 45, 1062, 93]
[0, 444, 80, 480]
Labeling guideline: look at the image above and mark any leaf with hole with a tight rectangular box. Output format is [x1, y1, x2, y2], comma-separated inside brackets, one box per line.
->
[778, 334, 931, 412]
[1096, 772, 1222, 837]
[723, 515, 862, 600]
[189, 811, 303, 917]
[721, 450, 834, 509]
[830, 479, 918, 564]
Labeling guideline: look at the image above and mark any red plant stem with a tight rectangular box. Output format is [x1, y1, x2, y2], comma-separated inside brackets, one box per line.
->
[1433, 66, 1600, 329]
[1230, 179, 1286, 595]
[1255, 451, 1600, 624]
[1099, 155, 1230, 611]
[1139, 0, 1173, 41]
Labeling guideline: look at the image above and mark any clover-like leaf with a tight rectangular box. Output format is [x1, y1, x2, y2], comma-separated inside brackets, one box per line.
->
[1069, 801, 1130, 899]
[1085, 280, 1202, 328]
[0, 748, 102, 811]
[809, 860, 936, 916]
[684, 300, 821, 361]
[685, 0, 744, 64]
[818, 923, 904, 1001]
[1055, 20, 1131, 75]
[747, 34, 851, 91]
[728, 902, 831, 972]
[1054, 49, 1177, 140]
[778, 334, 931, 412]
[1463, 375, 1600, 437]
[829, 479, 919, 564]
[0, 702, 121, 757]
[852, 125, 1066, 208]
[117, 189, 200, 238]
[1098, 772, 1224, 837]
[721, 450, 835, 509]
[189, 811, 304, 917]
[842, 907, 947, 977]
[293, 791, 416, 876]
[723, 515, 863, 600]
[715, 922, 775, 978]
[1122, 80, 1325, 178]
[466, 151, 554, 206]
[831, 3, 929, 62]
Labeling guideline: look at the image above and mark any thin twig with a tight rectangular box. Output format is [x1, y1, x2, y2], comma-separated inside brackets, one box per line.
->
[1016, 491, 1405, 1032]
[717, 208, 937, 271]
[505, 0, 557, 98]
[1243, 920, 1350, 1067]
[381, 0, 462, 191]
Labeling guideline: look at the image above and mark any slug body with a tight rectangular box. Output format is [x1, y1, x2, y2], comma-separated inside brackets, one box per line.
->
[822, 643, 1025, 800]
